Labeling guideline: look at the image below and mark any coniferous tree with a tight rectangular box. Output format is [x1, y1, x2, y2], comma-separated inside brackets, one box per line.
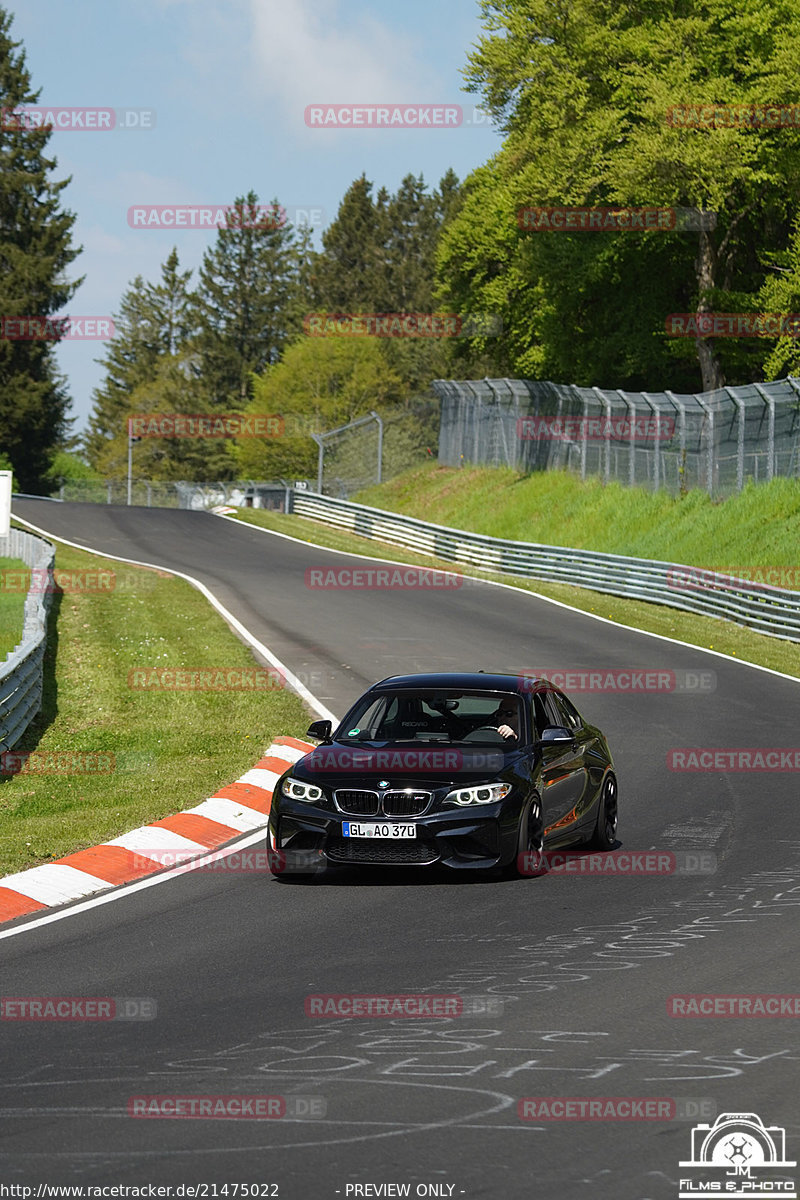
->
[85, 275, 165, 462]
[192, 192, 300, 408]
[0, 7, 82, 491]
[311, 176, 385, 312]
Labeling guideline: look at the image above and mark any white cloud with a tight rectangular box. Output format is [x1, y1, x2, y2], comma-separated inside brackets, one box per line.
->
[248, 0, 431, 113]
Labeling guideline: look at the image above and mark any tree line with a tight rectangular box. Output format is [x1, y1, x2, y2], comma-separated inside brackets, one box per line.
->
[2, 0, 800, 490]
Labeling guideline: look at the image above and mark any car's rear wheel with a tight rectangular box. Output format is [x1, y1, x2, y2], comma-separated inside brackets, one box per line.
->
[513, 793, 546, 877]
[589, 773, 618, 850]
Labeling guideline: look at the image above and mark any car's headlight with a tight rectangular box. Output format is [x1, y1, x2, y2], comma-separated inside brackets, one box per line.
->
[281, 776, 324, 803]
[445, 782, 512, 807]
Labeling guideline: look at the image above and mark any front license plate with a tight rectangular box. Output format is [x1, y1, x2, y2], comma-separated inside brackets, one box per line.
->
[342, 822, 417, 839]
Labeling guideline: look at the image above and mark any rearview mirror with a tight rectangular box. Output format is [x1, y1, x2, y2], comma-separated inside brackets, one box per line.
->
[307, 719, 333, 743]
[541, 725, 574, 744]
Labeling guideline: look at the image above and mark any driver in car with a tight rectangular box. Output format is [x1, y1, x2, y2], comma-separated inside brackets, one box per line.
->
[492, 699, 520, 740]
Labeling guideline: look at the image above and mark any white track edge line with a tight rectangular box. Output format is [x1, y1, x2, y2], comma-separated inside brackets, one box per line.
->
[0, 825, 272, 942]
[11, 512, 338, 722]
[215, 512, 800, 686]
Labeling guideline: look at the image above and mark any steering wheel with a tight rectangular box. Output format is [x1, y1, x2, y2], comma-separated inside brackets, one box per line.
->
[460, 725, 508, 744]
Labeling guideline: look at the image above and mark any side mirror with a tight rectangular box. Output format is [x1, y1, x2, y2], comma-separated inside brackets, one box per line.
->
[541, 725, 574, 744]
[306, 719, 333, 743]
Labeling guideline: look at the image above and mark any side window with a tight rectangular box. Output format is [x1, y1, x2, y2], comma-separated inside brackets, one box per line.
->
[551, 691, 583, 731]
[532, 691, 551, 737]
[541, 690, 564, 730]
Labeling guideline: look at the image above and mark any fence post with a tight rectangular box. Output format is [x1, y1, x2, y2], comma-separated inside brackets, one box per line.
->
[724, 387, 746, 492]
[592, 387, 612, 483]
[694, 393, 715, 496]
[753, 383, 776, 481]
[465, 383, 481, 465]
[641, 393, 660, 490]
[370, 410, 384, 484]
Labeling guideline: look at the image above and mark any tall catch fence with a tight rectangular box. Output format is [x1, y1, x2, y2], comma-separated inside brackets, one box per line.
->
[433, 377, 800, 496]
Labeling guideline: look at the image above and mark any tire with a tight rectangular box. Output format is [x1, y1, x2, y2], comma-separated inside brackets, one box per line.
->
[589, 773, 618, 850]
[513, 793, 547, 877]
[268, 845, 325, 882]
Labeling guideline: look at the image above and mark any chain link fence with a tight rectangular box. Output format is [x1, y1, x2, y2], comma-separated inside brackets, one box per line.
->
[312, 398, 439, 498]
[433, 377, 800, 496]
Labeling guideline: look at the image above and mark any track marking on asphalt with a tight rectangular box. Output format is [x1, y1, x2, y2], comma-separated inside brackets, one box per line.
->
[0, 825, 270, 942]
[3, 513, 339, 941]
[10, 512, 338, 723]
[215, 511, 800, 686]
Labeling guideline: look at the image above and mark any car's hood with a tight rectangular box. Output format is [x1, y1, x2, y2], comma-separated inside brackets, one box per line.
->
[292, 741, 520, 789]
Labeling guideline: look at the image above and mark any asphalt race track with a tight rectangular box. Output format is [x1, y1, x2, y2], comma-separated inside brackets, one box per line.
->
[2, 500, 799, 1199]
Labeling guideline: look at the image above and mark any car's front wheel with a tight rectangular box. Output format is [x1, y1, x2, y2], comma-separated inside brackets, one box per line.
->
[589, 773, 618, 850]
[513, 793, 546, 877]
[267, 841, 325, 882]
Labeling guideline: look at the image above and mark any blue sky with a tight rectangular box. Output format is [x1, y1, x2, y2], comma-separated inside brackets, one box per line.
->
[8, 0, 502, 435]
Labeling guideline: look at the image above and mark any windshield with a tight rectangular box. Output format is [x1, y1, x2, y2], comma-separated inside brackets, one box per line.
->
[336, 689, 524, 746]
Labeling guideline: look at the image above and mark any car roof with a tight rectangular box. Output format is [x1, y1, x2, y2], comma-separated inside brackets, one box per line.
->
[369, 671, 537, 694]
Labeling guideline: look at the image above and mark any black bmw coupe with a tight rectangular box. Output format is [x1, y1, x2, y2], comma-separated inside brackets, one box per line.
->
[267, 671, 617, 878]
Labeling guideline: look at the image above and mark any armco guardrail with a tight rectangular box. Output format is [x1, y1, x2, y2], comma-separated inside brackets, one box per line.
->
[290, 492, 800, 643]
[0, 528, 55, 752]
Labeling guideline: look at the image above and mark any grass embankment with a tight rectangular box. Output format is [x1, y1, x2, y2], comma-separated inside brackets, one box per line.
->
[357, 464, 800, 568]
[227, 466, 800, 680]
[0, 557, 28, 660]
[0, 535, 312, 878]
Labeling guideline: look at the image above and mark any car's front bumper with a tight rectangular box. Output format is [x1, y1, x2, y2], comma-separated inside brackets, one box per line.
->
[268, 796, 523, 870]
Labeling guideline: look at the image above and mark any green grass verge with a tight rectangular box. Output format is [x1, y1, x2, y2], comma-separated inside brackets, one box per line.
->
[226, 502, 800, 680]
[0, 533, 313, 878]
[0, 557, 28, 660]
[356, 464, 800, 571]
